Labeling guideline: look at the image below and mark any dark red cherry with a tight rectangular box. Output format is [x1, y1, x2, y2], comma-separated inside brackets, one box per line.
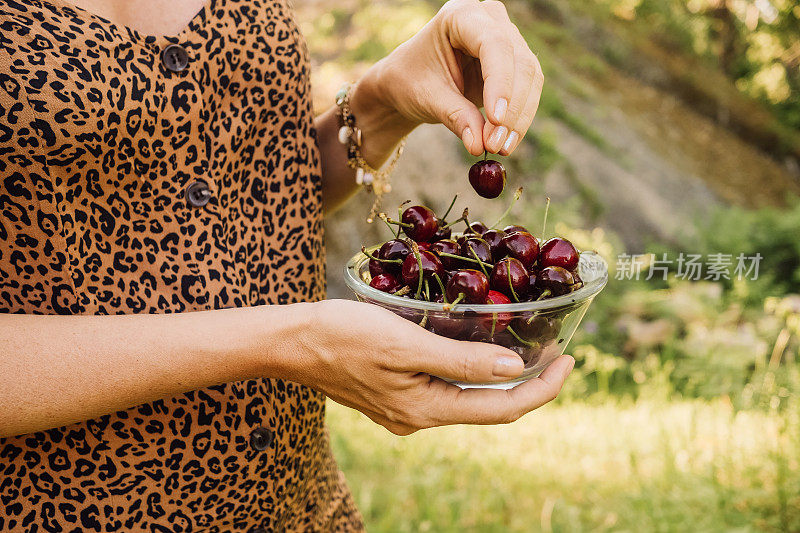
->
[430, 239, 461, 270]
[527, 270, 540, 300]
[369, 273, 401, 293]
[539, 238, 579, 271]
[501, 231, 540, 269]
[468, 159, 506, 199]
[417, 241, 432, 252]
[429, 297, 467, 338]
[490, 257, 530, 299]
[513, 315, 561, 342]
[445, 269, 489, 304]
[481, 229, 507, 261]
[479, 290, 512, 333]
[466, 221, 490, 235]
[401, 250, 445, 290]
[401, 205, 438, 242]
[369, 258, 386, 277]
[503, 224, 529, 235]
[379, 239, 411, 263]
[535, 266, 574, 297]
[460, 237, 492, 265]
[432, 222, 452, 241]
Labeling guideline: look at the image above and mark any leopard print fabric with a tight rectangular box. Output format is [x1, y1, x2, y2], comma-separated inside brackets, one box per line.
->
[0, 0, 364, 530]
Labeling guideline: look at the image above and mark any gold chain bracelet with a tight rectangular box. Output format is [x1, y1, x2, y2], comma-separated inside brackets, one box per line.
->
[335, 83, 406, 222]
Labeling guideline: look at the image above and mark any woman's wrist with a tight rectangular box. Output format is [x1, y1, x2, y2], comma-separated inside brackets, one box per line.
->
[349, 63, 418, 168]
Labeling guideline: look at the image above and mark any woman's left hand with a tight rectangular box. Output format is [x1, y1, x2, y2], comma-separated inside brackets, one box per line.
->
[354, 0, 543, 158]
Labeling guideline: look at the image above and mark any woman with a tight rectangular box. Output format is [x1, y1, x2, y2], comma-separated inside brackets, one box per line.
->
[0, 0, 574, 530]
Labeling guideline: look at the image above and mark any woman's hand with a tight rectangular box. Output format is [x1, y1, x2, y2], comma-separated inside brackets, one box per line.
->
[287, 300, 573, 435]
[353, 0, 543, 159]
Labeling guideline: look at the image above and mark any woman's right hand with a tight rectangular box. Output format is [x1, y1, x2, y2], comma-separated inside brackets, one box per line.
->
[287, 299, 574, 435]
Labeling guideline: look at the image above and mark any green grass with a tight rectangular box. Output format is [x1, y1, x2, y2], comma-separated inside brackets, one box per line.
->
[327, 397, 800, 532]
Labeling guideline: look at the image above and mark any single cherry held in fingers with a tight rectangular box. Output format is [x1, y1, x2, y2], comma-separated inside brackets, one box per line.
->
[502, 231, 540, 269]
[445, 269, 489, 304]
[369, 273, 401, 293]
[469, 159, 506, 199]
[490, 257, 530, 300]
[539, 237, 579, 271]
[535, 266, 575, 297]
[400, 205, 438, 242]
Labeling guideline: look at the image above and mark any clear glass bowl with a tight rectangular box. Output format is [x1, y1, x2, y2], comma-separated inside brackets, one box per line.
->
[344, 247, 608, 389]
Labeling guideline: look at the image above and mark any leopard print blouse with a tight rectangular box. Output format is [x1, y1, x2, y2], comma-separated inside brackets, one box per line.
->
[0, 0, 364, 530]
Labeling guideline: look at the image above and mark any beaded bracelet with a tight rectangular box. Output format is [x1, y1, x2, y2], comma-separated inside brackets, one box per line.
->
[335, 82, 407, 222]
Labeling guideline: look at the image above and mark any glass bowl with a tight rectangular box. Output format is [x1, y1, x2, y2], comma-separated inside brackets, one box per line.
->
[344, 247, 608, 389]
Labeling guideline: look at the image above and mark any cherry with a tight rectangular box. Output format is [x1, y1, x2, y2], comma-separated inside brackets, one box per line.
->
[479, 290, 513, 333]
[445, 269, 489, 304]
[469, 159, 506, 199]
[539, 237, 579, 271]
[481, 229, 507, 262]
[401, 250, 445, 290]
[401, 205, 438, 242]
[460, 237, 493, 266]
[417, 242, 432, 252]
[503, 224, 529, 235]
[526, 270, 540, 300]
[430, 239, 461, 270]
[429, 297, 467, 338]
[535, 266, 574, 296]
[369, 273, 400, 293]
[502, 231, 540, 269]
[432, 222, 452, 241]
[513, 315, 561, 343]
[490, 257, 529, 300]
[369, 258, 386, 277]
[464, 221, 489, 236]
[378, 239, 411, 263]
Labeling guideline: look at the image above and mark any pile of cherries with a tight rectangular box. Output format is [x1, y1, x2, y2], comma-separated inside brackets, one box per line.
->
[361, 177, 584, 351]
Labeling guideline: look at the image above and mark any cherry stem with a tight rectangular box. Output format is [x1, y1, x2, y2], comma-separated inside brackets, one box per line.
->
[541, 197, 551, 243]
[460, 207, 472, 231]
[536, 289, 552, 301]
[490, 314, 497, 337]
[419, 310, 428, 329]
[507, 325, 535, 347]
[409, 240, 424, 300]
[394, 286, 411, 297]
[450, 293, 465, 308]
[384, 217, 413, 229]
[377, 213, 396, 236]
[437, 252, 493, 268]
[572, 281, 584, 291]
[469, 247, 489, 277]
[491, 187, 523, 229]
[440, 194, 458, 223]
[361, 247, 401, 264]
[507, 260, 520, 303]
[433, 273, 447, 302]
[423, 279, 431, 302]
[441, 215, 467, 230]
[483, 151, 487, 162]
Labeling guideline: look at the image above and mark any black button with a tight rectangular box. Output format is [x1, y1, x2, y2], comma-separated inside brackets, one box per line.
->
[184, 180, 211, 208]
[249, 427, 274, 451]
[162, 44, 189, 72]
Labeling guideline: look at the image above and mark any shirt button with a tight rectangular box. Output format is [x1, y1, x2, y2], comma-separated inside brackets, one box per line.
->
[249, 427, 274, 451]
[162, 44, 189, 72]
[184, 180, 211, 208]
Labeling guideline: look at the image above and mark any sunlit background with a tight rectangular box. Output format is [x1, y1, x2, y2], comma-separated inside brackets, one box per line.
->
[294, 0, 800, 530]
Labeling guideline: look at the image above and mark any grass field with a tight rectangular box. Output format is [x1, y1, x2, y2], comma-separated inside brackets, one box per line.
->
[327, 396, 800, 532]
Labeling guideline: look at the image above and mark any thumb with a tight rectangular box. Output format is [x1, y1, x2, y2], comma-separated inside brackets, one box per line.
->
[405, 329, 525, 383]
[434, 88, 486, 156]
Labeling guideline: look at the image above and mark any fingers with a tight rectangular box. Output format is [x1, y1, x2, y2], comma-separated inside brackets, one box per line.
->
[436, 88, 488, 156]
[397, 327, 525, 384]
[431, 354, 575, 425]
[441, 0, 544, 155]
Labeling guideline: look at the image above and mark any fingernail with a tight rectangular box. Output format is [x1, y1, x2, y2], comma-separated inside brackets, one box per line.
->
[493, 355, 524, 378]
[462, 127, 474, 152]
[494, 98, 508, 123]
[502, 131, 519, 154]
[488, 126, 508, 152]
